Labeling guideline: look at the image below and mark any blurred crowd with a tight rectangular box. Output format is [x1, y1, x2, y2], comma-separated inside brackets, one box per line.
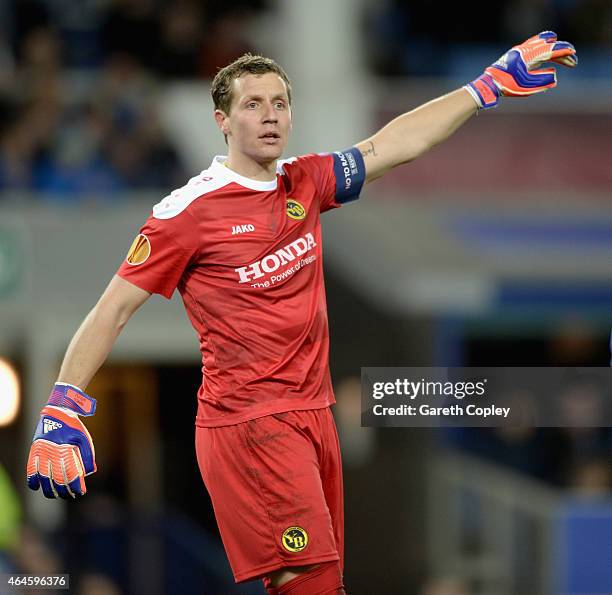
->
[367, 0, 612, 75]
[2, 0, 609, 198]
[0, 0, 266, 200]
[1, 461, 125, 594]
[451, 326, 612, 494]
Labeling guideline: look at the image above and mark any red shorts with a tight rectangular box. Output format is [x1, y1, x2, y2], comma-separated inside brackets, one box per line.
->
[195, 407, 344, 583]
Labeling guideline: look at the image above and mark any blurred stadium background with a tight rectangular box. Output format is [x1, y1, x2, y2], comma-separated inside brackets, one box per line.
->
[1, 0, 612, 593]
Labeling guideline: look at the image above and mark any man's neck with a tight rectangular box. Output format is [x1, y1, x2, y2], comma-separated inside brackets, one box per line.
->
[224, 153, 277, 182]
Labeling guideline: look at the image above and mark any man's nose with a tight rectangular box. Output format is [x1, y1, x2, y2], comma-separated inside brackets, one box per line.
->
[262, 101, 278, 122]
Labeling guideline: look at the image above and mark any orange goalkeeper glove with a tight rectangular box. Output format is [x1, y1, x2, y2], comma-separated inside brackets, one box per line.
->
[465, 31, 578, 109]
[26, 383, 97, 499]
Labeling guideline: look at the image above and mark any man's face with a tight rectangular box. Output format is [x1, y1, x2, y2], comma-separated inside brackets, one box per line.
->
[216, 72, 292, 163]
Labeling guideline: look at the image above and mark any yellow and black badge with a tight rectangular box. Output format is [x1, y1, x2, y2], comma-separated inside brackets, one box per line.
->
[286, 198, 306, 220]
[125, 233, 151, 265]
[282, 526, 308, 552]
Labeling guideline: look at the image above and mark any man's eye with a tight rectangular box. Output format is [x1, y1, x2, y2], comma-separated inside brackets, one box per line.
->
[275, 102, 285, 109]
[247, 102, 258, 109]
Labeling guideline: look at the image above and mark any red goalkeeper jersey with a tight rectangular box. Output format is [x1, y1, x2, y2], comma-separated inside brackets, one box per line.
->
[117, 150, 365, 427]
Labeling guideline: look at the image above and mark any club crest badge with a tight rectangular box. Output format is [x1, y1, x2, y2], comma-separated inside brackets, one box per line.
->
[281, 526, 308, 552]
[286, 199, 306, 220]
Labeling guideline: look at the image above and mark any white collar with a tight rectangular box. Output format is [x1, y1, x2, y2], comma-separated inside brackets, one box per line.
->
[211, 156, 278, 191]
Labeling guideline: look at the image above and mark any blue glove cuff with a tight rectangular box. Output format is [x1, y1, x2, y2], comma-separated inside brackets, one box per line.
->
[47, 383, 96, 416]
[464, 74, 500, 109]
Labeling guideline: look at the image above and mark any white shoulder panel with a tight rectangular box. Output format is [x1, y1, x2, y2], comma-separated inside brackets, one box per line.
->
[276, 157, 298, 176]
[153, 170, 230, 219]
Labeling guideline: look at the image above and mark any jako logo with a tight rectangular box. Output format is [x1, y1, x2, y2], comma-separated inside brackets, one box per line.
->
[232, 224, 255, 235]
[235, 233, 316, 283]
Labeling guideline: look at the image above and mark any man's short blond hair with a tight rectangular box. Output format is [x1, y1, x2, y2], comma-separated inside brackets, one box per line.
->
[211, 53, 292, 115]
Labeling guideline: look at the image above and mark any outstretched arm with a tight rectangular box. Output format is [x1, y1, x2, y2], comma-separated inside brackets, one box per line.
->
[356, 89, 476, 184]
[357, 31, 577, 184]
[27, 275, 150, 499]
[57, 275, 151, 389]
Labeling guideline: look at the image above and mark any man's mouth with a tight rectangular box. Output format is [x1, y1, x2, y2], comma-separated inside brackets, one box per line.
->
[260, 132, 280, 140]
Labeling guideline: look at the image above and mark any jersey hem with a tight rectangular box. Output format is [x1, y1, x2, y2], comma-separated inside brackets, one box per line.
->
[195, 397, 335, 428]
[234, 552, 340, 583]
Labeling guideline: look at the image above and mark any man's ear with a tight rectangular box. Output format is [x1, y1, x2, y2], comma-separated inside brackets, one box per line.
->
[214, 109, 230, 136]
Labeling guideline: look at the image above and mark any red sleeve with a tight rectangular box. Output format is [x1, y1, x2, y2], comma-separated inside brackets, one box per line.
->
[293, 148, 366, 213]
[117, 211, 199, 299]
[291, 153, 337, 213]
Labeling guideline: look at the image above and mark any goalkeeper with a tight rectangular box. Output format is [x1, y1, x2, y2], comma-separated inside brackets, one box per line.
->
[27, 32, 576, 595]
